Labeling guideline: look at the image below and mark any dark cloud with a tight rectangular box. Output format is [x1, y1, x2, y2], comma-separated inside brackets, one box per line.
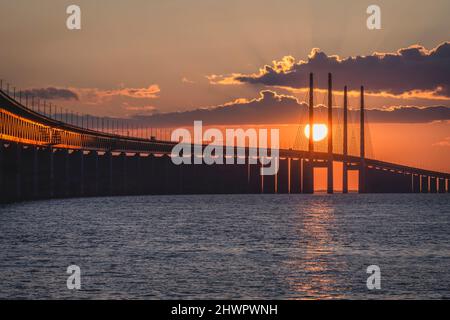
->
[134, 91, 304, 127]
[21, 87, 79, 100]
[132, 91, 450, 127]
[214, 42, 450, 98]
[365, 106, 450, 123]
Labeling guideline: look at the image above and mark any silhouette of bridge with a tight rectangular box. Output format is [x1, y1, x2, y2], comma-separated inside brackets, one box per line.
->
[1, 74, 449, 203]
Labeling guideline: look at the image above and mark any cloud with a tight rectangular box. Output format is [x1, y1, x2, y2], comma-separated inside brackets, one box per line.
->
[209, 42, 450, 99]
[181, 77, 195, 84]
[68, 85, 160, 104]
[92, 85, 160, 100]
[365, 106, 450, 123]
[433, 137, 450, 147]
[21, 87, 79, 100]
[132, 90, 450, 127]
[134, 90, 304, 126]
[123, 103, 157, 115]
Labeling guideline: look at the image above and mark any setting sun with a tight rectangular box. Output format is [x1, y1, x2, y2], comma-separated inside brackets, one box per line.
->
[304, 124, 328, 142]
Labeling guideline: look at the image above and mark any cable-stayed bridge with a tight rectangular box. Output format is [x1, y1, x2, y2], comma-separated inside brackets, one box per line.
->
[1, 74, 449, 203]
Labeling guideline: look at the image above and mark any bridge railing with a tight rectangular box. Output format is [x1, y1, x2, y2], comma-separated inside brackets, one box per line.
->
[0, 88, 176, 153]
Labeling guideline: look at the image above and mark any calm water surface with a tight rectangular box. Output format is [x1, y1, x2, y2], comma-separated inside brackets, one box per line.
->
[0, 194, 449, 299]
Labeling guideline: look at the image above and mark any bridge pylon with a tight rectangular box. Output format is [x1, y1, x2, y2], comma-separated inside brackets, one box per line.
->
[342, 86, 349, 194]
[358, 86, 367, 193]
[327, 73, 334, 194]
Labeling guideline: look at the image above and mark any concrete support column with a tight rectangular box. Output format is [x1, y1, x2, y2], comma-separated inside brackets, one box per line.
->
[430, 177, 437, 193]
[438, 178, 445, 193]
[263, 172, 276, 194]
[421, 175, 429, 193]
[248, 161, 261, 194]
[412, 174, 420, 193]
[84, 151, 99, 197]
[342, 162, 348, 194]
[31, 147, 39, 199]
[358, 163, 366, 194]
[63, 150, 70, 197]
[70, 150, 85, 197]
[48, 148, 54, 198]
[0, 143, 3, 203]
[289, 158, 301, 194]
[302, 159, 314, 194]
[5, 143, 23, 202]
[105, 151, 113, 195]
[53, 149, 69, 198]
[94, 152, 99, 196]
[80, 151, 85, 196]
[15, 143, 22, 201]
[277, 158, 289, 194]
[136, 154, 144, 195]
[120, 153, 127, 195]
[1, 144, 18, 202]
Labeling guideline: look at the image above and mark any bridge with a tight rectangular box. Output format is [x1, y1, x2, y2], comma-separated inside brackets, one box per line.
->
[1, 74, 449, 203]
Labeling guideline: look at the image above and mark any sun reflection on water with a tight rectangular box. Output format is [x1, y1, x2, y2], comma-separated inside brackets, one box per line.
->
[285, 199, 348, 299]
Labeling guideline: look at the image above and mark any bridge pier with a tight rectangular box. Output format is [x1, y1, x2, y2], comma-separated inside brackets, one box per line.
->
[248, 162, 261, 194]
[54, 149, 69, 198]
[438, 178, 446, 193]
[35, 147, 55, 199]
[230, 161, 248, 194]
[430, 177, 437, 193]
[421, 175, 429, 193]
[302, 159, 314, 194]
[342, 162, 348, 194]
[68, 150, 85, 197]
[263, 169, 276, 194]
[2, 143, 22, 202]
[20, 146, 37, 200]
[412, 174, 421, 193]
[0, 143, 4, 203]
[166, 155, 182, 194]
[84, 151, 99, 197]
[124, 153, 137, 195]
[112, 153, 126, 195]
[178, 156, 194, 194]
[98, 151, 113, 196]
[364, 167, 413, 193]
[0, 141, 6, 203]
[220, 162, 233, 194]
[358, 163, 366, 194]
[277, 158, 289, 194]
[142, 154, 156, 194]
[289, 158, 301, 194]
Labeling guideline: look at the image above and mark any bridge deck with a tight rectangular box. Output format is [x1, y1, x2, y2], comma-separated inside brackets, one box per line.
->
[1, 89, 449, 180]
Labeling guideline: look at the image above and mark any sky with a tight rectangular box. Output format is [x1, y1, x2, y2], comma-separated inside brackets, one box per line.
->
[0, 0, 449, 174]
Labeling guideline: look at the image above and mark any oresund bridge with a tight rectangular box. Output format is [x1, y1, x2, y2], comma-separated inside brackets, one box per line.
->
[1, 74, 449, 203]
